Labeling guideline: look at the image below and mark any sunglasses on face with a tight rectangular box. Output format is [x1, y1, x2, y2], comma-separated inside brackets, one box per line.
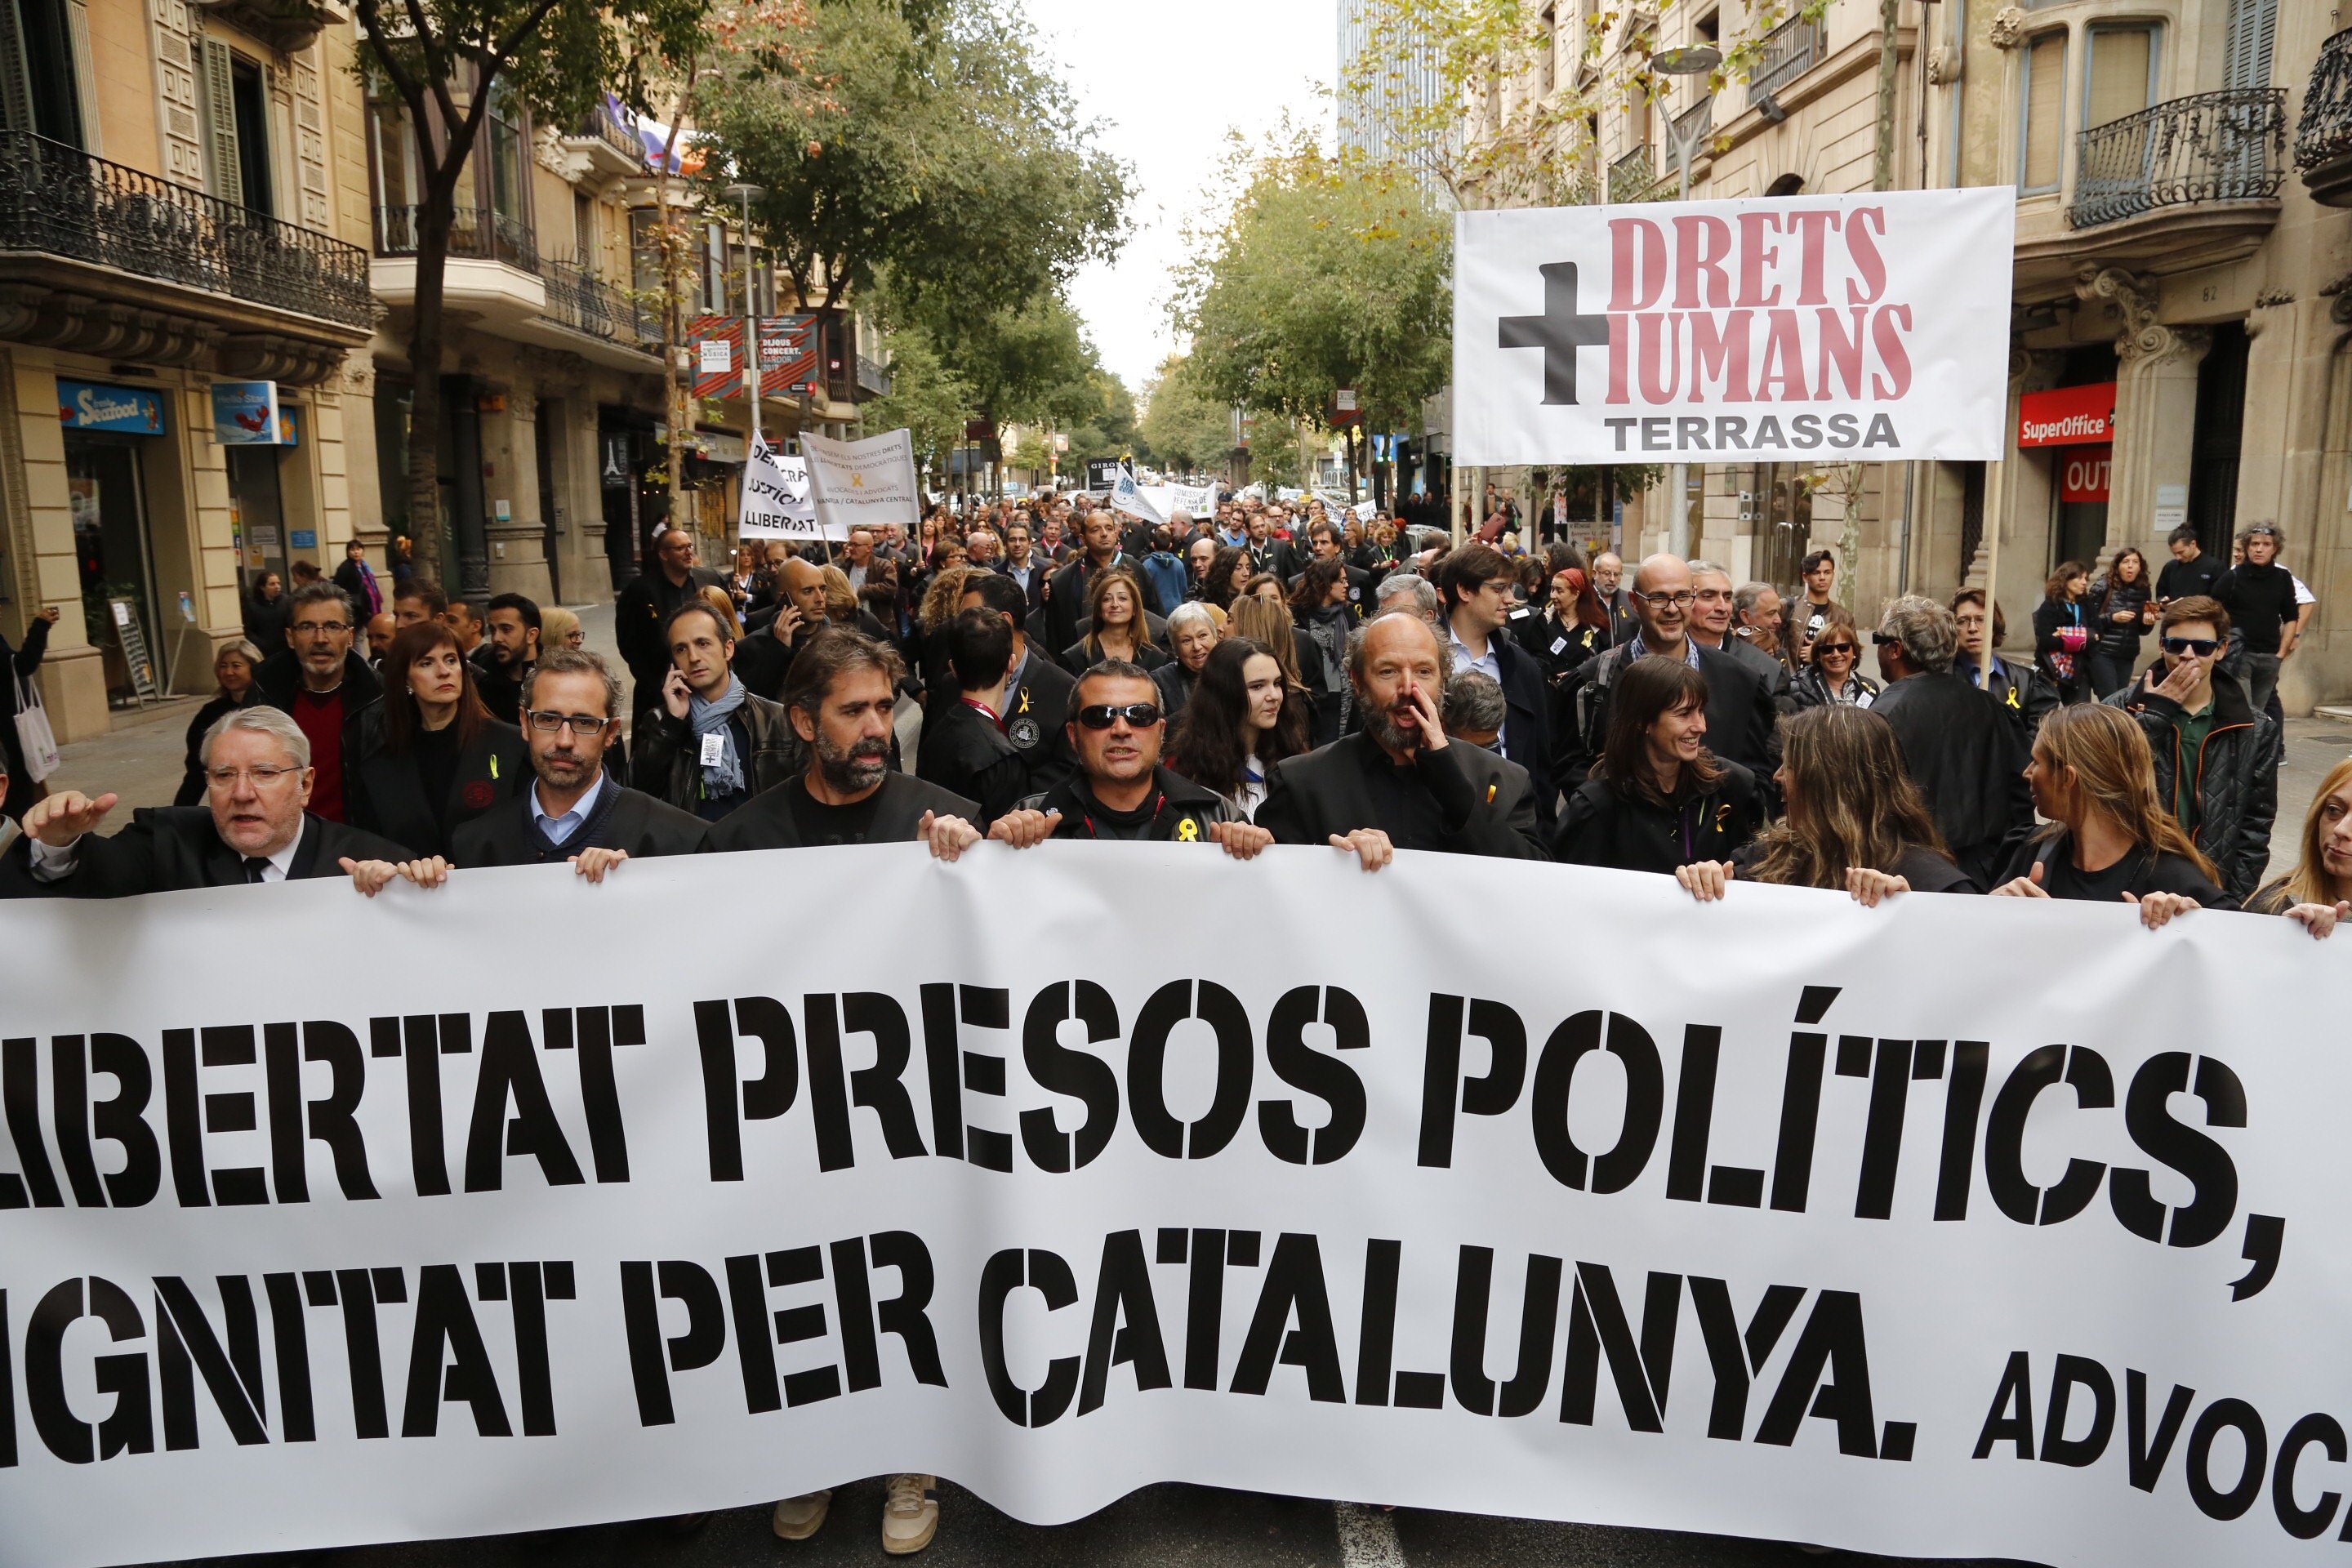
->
[1075, 703, 1162, 729]
[1814, 642, 1856, 656]
[2162, 636, 2221, 657]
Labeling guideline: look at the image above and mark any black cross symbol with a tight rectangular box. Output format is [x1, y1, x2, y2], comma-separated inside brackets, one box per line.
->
[1498, 261, 1612, 406]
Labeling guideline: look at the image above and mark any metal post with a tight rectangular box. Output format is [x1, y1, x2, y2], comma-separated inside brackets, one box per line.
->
[740, 185, 762, 450]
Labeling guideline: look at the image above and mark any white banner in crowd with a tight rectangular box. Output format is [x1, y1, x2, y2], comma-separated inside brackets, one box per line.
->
[736, 437, 815, 539]
[1138, 483, 1216, 521]
[802, 428, 922, 537]
[2, 844, 2348, 1568]
[1108, 464, 1166, 527]
[1452, 189, 2015, 465]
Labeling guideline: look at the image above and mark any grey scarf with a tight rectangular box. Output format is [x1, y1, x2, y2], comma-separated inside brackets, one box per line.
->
[688, 675, 749, 796]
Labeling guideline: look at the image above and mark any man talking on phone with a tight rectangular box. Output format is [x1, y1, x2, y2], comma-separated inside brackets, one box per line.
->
[1256, 611, 1548, 864]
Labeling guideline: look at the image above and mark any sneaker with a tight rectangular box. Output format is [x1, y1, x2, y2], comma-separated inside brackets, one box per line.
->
[771, 1490, 832, 1540]
[881, 1473, 939, 1556]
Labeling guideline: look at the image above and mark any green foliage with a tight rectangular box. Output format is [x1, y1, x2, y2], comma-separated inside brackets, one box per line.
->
[1174, 134, 1450, 439]
[862, 323, 974, 470]
[1138, 354, 1235, 474]
[697, 0, 1128, 317]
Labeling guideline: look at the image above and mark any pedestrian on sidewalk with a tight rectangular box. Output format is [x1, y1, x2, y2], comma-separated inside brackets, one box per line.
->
[173, 639, 265, 806]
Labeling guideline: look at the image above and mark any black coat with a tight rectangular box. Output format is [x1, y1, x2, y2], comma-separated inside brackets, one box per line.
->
[1014, 766, 1233, 840]
[2104, 675, 2278, 900]
[1554, 762, 1763, 875]
[243, 594, 290, 656]
[630, 691, 805, 819]
[469, 646, 527, 725]
[1152, 661, 1200, 724]
[2155, 554, 2225, 605]
[346, 708, 530, 858]
[449, 778, 710, 866]
[254, 648, 382, 820]
[1468, 629, 1554, 830]
[1, 614, 53, 822]
[916, 697, 1029, 825]
[2031, 596, 2090, 698]
[1005, 649, 1078, 793]
[2087, 577, 2153, 661]
[1060, 637, 1169, 678]
[1553, 643, 1780, 802]
[1872, 672, 2034, 887]
[614, 566, 727, 694]
[174, 689, 267, 806]
[1258, 731, 1546, 859]
[0, 808, 409, 898]
[705, 770, 977, 852]
[1514, 607, 1609, 687]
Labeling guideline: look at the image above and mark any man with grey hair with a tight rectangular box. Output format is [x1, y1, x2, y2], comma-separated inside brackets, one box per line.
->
[1258, 611, 1544, 862]
[1374, 572, 1440, 624]
[1688, 560, 1793, 708]
[3, 706, 411, 897]
[1442, 669, 1509, 749]
[256, 578, 381, 824]
[1871, 594, 2034, 887]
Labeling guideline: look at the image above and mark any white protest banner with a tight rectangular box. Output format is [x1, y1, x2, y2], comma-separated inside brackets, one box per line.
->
[1138, 483, 1179, 519]
[804, 427, 921, 537]
[2, 844, 2345, 1568]
[1452, 189, 2015, 465]
[737, 437, 815, 539]
[1354, 499, 1377, 523]
[1108, 464, 1166, 527]
[1169, 481, 1218, 518]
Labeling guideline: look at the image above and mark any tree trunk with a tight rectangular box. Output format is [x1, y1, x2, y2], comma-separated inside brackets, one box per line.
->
[404, 181, 458, 588]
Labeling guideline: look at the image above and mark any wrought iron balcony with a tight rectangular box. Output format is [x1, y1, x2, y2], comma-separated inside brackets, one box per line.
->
[563, 100, 648, 180]
[2295, 27, 2352, 205]
[1746, 15, 1823, 108]
[2069, 89, 2286, 229]
[855, 353, 892, 398]
[373, 203, 541, 273]
[0, 129, 371, 328]
[541, 256, 623, 339]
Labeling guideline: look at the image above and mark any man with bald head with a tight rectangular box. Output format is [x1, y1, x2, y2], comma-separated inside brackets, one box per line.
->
[1257, 611, 1546, 862]
[735, 555, 893, 701]
[1553, 552, 1780, 798]
[617, 525, 724, 715]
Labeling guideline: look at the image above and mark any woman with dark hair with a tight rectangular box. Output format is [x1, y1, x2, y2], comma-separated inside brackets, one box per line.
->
[1989, 702, 2228, 923]
[2086, 546, 2155, 697]
[1203, 545, 1250, 613]
[243, 569, 289, 654]
[2034, 560, 2094, 705]
[1062, 568, 1165, 674]
[348, 620, 528, 858]
[1289, 557, 1353, 746]
[1554, 655, 1762, 873]
[1674, 705, 1975, 903]
[1789, 606, 1879, 708]
[1166, 637, 1311, 820]
[172, 639, 265, 805]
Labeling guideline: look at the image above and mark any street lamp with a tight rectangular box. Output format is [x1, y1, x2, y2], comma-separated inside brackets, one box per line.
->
[1650, 46, 1719, 558]
[724, 181, 765, 448]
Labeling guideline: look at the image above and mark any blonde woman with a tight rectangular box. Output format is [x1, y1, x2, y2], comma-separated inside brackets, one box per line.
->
[2247, 759, 2352, 938]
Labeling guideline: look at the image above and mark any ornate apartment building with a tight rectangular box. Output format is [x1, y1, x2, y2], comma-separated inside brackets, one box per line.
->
[1467, 0, 2349, 711]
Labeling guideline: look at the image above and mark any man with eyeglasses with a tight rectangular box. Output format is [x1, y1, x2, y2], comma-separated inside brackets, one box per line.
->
[3, 706, 410, 897]
[1552, 554, 1779, 801]
[1687, 561, 1794, 710]
[2105, 595, 2278, 900]
[987, 661, 1271, 853]
[450, 648, 710, 875]
[255, 580, 381, 824]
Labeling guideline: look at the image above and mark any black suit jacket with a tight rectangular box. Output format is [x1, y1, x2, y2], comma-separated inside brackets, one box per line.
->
[705, 770, 978, 852]
[916, 697, 1029, 824]
[450, 780, 710, 865]
[1553, 644, 1781, 801]
[0, 808, 409, 898]
[347, 709, 530, 858]
[1005, 649, 1078, 792]
[615, 566, 727, 692]
[1466, 629, 1554, 829]
[1257, 732, 1546, 859]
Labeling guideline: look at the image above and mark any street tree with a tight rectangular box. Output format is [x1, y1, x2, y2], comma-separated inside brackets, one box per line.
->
[862, 322, 975, 478]
[1139, 354, 1236, 476]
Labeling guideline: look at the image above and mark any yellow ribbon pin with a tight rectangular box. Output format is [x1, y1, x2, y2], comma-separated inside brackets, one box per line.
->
[1175, 817, 1200, 842]
[489, 755, 500, 780]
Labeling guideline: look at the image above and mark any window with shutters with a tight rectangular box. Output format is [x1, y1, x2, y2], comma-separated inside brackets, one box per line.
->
[2222, 0, 2275, 89]
[2083, 25, 2158, 130]
[228, 54, 271, 215]
[2018, 31, 2067, 194]
[0, 0, 87, 146]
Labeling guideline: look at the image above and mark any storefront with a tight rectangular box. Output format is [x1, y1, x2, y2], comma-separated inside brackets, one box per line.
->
[2017, 381, 2117, 569]
[218, 384, 309, 585]
[57, 378, 168, 705]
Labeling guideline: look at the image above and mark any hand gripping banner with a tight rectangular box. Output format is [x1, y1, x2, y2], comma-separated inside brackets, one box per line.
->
[0, 843, 2344, 1568]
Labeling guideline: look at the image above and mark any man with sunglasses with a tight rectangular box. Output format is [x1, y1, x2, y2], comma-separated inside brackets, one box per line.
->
[255, 580, 381, 824]
[3, 706, 411, 897]
[2105, 595, 2278, 900]
[450, 649, 710, 875]
[987, 662, 1272, 854]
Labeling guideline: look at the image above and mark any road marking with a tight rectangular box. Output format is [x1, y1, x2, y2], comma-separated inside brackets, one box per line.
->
[1334, 1502, 1407, 1568]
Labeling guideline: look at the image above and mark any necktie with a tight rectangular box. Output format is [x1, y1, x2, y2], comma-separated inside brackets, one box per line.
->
[243, 856, 274, 884]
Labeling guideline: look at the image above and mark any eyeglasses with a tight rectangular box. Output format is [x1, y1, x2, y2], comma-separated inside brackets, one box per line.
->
[1635, 590, 1696, 609]
[206, 764, 301, 789]
[1871, 631, 1903, 647]
[1075, 703, 1163, 729]
[2244, 526, 2278, 538]
[2161, 636, 2221, 657]
[1814, 642, 1857, 656]
[525, 710, 612, 734]
[289, 620, 350, 636]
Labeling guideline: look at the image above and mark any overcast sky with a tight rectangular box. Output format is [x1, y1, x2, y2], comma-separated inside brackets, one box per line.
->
[1019, 0, 1338, 397]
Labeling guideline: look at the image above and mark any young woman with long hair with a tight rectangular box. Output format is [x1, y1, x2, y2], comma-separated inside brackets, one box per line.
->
[1226, 593, 1315, 709]
[1674, 705, 1973, 903]
[349, 620, 527, 857]
[1288, 557, 1354, 746]
[1518, 547, 1611, 684]
[1063, 568, 1165, 674]
[1990, 702, 2226, 924]
[1555, 656, 1762, 874]
[2087, 546, 2156, 697]
[2247, 759, 2352, 937]
[2034, 560, 2094, 705]
[1165, 638, 1311, 820]
[1203, 545, 1250, 613]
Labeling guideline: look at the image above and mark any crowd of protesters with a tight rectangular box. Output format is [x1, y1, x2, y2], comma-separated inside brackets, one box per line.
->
[2, 486, 2345, 1551]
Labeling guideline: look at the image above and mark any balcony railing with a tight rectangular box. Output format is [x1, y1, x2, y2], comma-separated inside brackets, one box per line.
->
[372, 203, 541, 273]
[571, 100, 644, 167]
[0, 129, 371, 328]
[1609, 144, 1663, 203]
[2068, 88, 2287, 229]
[2295, 26, 2352, 172]
[1747, 15, 1823, 107]
[541, 256, 659, 354]
[855, 353, 892, 398]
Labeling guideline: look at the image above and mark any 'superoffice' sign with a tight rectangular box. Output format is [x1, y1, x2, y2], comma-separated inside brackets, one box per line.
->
[1451, 189, 2015, 465]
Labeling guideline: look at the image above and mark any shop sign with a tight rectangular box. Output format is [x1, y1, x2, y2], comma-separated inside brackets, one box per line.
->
[2059, 443, 2113, 504]
[212, 381, 283, 445]
[2017, 382, 2116, 448]
[56, 380, 163, 434]
[277, 405, 301, 447]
